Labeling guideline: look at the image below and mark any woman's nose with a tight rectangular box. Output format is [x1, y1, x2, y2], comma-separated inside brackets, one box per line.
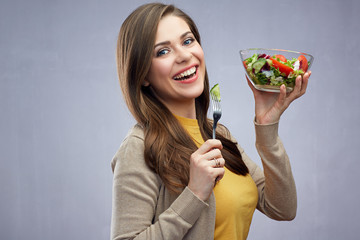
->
[175, 47, 192, 63]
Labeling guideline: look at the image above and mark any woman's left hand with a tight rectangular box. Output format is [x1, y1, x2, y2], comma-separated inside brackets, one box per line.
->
[247, 71, 311, 124]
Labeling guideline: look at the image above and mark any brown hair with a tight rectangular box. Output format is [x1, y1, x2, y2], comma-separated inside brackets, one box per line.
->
[117, 3, 248, 194]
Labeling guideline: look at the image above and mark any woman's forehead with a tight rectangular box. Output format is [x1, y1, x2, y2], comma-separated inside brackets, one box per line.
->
[155, 15, 191, 43]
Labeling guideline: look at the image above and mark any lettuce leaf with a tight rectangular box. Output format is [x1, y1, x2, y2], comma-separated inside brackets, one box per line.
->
[255, 72, 269, 85]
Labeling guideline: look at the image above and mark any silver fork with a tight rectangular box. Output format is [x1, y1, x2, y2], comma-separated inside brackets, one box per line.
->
[210, 92, 222, 139]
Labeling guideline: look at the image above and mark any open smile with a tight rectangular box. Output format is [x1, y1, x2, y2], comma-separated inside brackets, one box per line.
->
[173, 66, 197, 81]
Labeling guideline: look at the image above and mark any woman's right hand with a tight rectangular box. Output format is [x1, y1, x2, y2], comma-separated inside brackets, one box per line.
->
[188, 139, 225, 201]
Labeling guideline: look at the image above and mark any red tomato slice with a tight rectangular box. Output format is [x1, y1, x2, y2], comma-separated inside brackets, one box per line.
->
[270, 58, 294, 76]
[243, 60, 248, 69]
[273, 54, 287, 62]
[298, 55, 308, 72]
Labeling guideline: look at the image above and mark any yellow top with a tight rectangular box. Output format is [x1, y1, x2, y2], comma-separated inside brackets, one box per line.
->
[176, 115, 258, 240]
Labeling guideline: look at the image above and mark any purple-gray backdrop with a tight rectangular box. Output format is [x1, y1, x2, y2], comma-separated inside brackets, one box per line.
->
[1, 0, 359, 239]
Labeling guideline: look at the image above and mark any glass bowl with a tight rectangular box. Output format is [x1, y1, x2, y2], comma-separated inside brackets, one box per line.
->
[239, 48, 314, 92]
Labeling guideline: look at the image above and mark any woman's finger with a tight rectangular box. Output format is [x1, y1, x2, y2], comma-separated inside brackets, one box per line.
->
[285, 75, 303, 104]
[299, 71, 310, 95]
[290, 71, 311, 100]
[203, 148, 222, 161]
[211, 158, 225, 168]
[196, 139, 223, 155]
[278, 84, 287, 107]
[214, 167, 225, 183]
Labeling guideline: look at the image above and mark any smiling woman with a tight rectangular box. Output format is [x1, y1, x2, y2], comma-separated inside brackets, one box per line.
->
[144, 15, 206, 117]
[111, 2, 310, 240]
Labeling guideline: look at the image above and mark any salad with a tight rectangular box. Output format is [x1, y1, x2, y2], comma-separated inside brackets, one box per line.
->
[243, 53, 309, 88]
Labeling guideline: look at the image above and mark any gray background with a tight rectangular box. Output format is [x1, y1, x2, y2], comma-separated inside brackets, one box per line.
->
[1, 0, 359, 239]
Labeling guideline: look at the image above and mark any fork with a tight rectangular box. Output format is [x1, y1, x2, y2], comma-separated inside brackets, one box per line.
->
[210, 92, 222, 139]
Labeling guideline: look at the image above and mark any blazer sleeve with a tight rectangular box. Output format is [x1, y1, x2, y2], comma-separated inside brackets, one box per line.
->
[110, 130, 208, 240]
[234, 121, 297, 221]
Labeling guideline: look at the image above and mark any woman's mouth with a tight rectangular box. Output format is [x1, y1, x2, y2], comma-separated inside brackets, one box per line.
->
[173, 66, 197, 81]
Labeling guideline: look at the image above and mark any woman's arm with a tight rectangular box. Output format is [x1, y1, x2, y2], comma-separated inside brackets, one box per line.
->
[237, 71, 311, 219]
[111, 129, 208, 240]
[240, 121, 297, 220]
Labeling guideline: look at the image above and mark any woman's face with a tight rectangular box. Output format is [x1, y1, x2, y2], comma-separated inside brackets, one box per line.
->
[145, 15, 206, 117]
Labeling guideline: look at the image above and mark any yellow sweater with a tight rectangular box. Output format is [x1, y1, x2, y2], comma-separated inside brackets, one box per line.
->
[176, 115, 258, 240]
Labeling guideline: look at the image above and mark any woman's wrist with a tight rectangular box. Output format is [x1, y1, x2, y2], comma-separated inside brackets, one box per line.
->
[255, 116, 280, 125]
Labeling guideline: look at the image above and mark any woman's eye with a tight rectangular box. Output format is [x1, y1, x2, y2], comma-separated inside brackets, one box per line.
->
[156, 49, 169, 57]
[183, 38, 194, 46]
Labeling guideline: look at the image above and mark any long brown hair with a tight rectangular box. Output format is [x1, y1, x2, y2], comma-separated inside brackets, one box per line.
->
[117, 3, 248, 194]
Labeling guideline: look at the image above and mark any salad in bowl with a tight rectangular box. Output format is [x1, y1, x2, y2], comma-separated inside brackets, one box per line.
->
[240, 48, 314, 92]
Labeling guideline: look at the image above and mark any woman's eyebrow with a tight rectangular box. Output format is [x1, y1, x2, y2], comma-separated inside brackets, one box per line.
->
[154, 31, 192, 49]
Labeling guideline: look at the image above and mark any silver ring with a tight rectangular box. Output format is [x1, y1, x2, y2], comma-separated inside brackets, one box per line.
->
[213, 158, 220, 167]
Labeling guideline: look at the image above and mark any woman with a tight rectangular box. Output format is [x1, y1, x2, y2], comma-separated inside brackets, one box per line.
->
[111, 3, 311, 240]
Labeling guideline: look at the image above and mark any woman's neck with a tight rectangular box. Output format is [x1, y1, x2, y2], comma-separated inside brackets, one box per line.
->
[170, 105, 196, 119]
[165, 100, 197, 119]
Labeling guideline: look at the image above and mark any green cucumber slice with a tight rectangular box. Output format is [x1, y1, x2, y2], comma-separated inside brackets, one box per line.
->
[210, 84, 221, 101]
[252, 58, 267, 74]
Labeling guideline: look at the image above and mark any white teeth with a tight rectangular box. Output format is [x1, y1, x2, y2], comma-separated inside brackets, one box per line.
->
[174, 66, 196, 80]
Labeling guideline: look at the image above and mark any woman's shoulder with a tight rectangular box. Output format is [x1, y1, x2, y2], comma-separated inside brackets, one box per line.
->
[125, 123, 145, 140]
[111, 124, 146, 172]
[111, 123, 162, 191]
[116, 124, 145, 152]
